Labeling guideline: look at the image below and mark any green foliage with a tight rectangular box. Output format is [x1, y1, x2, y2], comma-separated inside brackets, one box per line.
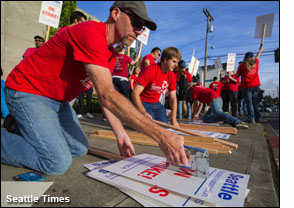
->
[45, 1, 77, 40]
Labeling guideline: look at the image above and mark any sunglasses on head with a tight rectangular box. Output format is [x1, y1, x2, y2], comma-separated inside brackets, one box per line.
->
[120, 8, 146, 32]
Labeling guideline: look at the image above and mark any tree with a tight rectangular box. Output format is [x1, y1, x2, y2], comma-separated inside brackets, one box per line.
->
[44, 1, 77, 40]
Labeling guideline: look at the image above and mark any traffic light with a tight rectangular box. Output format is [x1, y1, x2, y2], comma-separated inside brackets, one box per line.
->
[274, 48, 279, 63]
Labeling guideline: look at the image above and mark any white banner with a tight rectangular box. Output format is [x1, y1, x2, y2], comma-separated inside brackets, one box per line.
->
[39, 1, 63, 28]
[188, 56, 200, 77]
[104, 154, 250, 207]
[226, 53, 236, 72]
[137, 27, 150, 46]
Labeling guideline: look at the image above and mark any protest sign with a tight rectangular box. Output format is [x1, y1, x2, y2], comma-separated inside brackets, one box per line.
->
[188, 56, 200, 77]
[39, 1, 62, 28]
[226, 53, 236, 72]
[85, 160, 215, 207]
[137, 27, 150, 46]
[104, 154, 250, 207]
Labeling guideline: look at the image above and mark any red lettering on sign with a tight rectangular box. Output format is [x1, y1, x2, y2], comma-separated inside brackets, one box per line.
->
[48, 6, 55, 12]
[173, 168, 196, 178]
[137, 162, 167, 180]
[149, 186, 169, 197]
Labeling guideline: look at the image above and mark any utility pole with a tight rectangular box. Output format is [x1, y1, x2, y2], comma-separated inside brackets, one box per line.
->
[203, 8, 214, 87]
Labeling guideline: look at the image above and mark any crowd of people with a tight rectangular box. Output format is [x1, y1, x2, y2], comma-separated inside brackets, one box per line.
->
[1, 1, 264, 176]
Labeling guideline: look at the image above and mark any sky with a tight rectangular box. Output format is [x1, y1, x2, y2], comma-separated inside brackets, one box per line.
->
[77, 1, 279, 97]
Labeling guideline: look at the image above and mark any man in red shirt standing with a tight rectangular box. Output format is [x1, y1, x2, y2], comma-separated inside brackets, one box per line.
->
[2, 1, 188, 175]
[140, 47, 161, 70]
[132, 47, 181, 127]
[221, 71, 240, 117]
[22, 35, 44, 58]
[190, 84, 249, 129]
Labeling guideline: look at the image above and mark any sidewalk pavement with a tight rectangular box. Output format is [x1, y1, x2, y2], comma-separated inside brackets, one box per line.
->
[1, 116, 279, 207]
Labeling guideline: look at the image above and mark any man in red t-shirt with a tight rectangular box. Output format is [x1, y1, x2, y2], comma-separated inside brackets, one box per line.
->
[140, 47, 161, 70]
[2, 2, 188, 175]
[22, 35, 44, 58]
[132, 47, 181, 127]
[221, 71, 240, 117]
[190, 84, 248, 129]
[209, 77, 222, 96]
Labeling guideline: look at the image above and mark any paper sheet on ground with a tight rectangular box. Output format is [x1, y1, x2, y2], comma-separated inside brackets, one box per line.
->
[84, 160, 217, 207]
[1, 181, 54, 207]
[103, 154, 250, 207]
[167, 129, 231, 140]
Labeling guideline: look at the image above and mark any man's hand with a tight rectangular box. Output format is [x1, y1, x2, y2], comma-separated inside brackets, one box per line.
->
[143, 112, 153, 120]
[171, 119, 179, 128]
[116, 133, 136, 158]
[158, 133, 188, 166]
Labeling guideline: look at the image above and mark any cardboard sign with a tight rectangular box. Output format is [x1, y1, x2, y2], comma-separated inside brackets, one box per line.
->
[104, 154, 250, 207]
[137, 27, 150, 46]
[129, 39, 137, 48]
[188, 121, 220, 126]
[226, 53, 236, 72]
[188, 56, 200, 77]
[39, 1, 63, 28]
[85, 160, 216, 207]
[254, 13, 274, 39]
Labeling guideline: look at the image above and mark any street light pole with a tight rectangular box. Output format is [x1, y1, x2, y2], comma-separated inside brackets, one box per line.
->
[203, 8, 214, 87]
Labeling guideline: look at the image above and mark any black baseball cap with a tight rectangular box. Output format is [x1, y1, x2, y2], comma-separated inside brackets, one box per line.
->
[178, 60, 186, 69]
[244, 52, 254, 59]
[34, 35, 44, 42]
[110, 1, 157, 31]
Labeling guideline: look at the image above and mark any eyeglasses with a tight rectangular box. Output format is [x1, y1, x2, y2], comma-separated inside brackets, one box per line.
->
[35, 39, 43, 42]
[120, 9, 146, 32]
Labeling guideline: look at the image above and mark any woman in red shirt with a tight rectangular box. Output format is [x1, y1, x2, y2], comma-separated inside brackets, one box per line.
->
[112, 43, 141, 100]
[129, 66, 140, 90]
[236, 45, 263, 123]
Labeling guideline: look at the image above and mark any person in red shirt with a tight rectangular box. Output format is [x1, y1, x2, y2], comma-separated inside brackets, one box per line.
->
[140, 47, 161, 70]
[112, 43, 141, 100]
[209, 77, 222, 96]
[2, 1, 188, 175]
[22, 35, 44, 58]
[129, 66, 140, 90]
[236, 44, 263, 123]
[175, 60, 193, 119]
[132, 47, 181, 127]
[189, 84, 249, 129]
[221, 71, 240, 117]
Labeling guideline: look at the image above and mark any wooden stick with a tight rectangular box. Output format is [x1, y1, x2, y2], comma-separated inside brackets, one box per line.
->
[261, 23, 266, 46]
[93, 129, 215, 143]
[45, 25, 50, 42]
[88, 147, 126, 160]
[153, 120, 238, 149]
[179, 123, 238, 135]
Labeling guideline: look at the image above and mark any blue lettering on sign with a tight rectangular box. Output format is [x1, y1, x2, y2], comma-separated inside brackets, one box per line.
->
[218, 174, 244, 200]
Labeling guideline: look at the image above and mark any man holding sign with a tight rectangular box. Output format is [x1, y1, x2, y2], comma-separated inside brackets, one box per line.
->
[2, 1, 188, 175]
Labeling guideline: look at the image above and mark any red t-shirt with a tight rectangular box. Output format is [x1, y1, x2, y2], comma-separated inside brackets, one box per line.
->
[237, 58, 260, 89]
[22, 48, 38, 58]
[6, 21, 116, 102]
[137, 63, 176, 103]
[192, 86, 220, 105]
[175, 70, 193, 83]
[112, 54, 132, 78]
[222, 74, 240, 91]
[129, 75, 138, 89]
[209, 81, 222, 95]
[140, 54, 156, 70]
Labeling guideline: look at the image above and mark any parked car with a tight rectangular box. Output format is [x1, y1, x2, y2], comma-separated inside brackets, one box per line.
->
[262, 104, 278, 112]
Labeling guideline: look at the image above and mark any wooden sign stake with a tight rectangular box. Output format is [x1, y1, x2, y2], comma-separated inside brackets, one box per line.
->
[45, 25, 50, 42]
[261, 23, 266, 46]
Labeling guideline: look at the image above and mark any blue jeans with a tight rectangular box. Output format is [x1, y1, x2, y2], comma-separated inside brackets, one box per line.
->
[1, 80, 9, 118]
[241, 86, 261, 122]
[1, 88, 89, 175]
[203, 97, 241, 126]
[142, 102, 168, 123]
[178, 100, 192, 119]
